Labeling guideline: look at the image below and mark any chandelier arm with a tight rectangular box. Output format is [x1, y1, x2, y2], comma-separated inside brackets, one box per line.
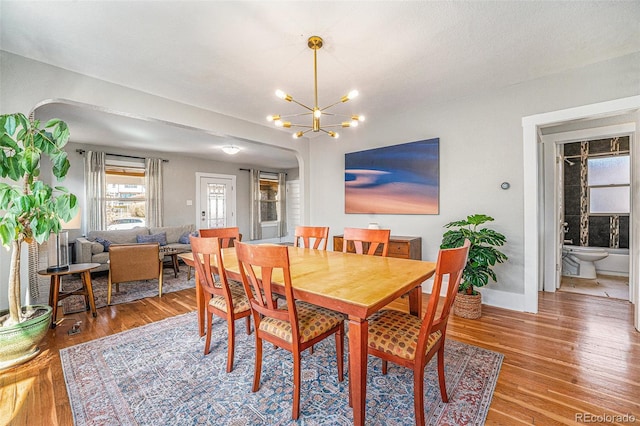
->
[317, 124, 345, 128]
[320, 100, 345, 111]
[275, 112, 313, 119]
[289, 98, 314, 111]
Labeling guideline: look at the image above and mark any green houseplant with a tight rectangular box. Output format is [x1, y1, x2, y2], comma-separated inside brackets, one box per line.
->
[440, 214, 507, 318]
[0, 112, 78, 370]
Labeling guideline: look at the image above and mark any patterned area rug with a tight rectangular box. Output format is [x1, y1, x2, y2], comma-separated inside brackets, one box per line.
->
[60, 269, 194, 313]
[61, 311, 503, 425]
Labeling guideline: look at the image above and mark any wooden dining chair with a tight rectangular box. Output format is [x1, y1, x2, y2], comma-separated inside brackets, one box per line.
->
[293, 226, 329, 250]
[190, 235, 251, 373]
[187, 227, 242, 280]
[107, 243, 163, 305]
[235, 241, 345, 420]
[367, 239, 470, 426]
[342, 227, 391, 257]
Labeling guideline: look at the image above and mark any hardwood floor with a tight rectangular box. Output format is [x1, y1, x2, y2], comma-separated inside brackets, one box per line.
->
[1, 289, 638, 425]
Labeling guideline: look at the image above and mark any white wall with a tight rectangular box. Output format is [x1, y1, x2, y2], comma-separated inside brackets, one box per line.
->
[309, 52, 640, 311]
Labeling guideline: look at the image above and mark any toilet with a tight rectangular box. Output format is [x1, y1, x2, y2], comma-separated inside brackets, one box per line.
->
[562, 246, 609, 279]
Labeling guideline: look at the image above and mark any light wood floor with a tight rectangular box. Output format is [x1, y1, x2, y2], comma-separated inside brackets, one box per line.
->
[559, 274, 629, 300]
[1, 289, 638, 426]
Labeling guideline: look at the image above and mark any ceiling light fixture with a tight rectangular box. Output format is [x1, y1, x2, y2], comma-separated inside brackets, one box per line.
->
[221, 145, 240, 155]
[267, 36, 365, 140]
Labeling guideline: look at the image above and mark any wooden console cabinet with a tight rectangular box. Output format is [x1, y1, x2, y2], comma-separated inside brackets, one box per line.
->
[332, 235, 422, 260]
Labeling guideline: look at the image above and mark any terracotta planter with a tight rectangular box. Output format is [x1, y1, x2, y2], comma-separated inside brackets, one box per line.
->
[453, 292, 482, 319]
[0, 305, 52, 371]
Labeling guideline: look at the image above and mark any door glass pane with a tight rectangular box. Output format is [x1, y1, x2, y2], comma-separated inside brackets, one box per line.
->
[589, 187, 630, 213]
[588, 156, 630, 185]
[207, 183, 226, 228]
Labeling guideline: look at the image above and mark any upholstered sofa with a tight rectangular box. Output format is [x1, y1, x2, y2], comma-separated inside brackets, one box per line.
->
[75, 224, 196, 273]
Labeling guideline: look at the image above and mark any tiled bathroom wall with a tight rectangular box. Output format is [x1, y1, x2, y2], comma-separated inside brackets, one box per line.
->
[563, 136, 630, 249]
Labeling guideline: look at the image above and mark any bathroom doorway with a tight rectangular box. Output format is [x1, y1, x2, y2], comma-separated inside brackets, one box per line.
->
[543, 127, 633, 302]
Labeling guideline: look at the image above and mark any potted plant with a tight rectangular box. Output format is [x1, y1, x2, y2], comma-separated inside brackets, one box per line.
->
[0, 112, 78, 370]
[440, 214, 507, 319]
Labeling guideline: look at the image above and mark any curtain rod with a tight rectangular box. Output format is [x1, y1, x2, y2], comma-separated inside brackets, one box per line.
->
[75, 149, 169, 163]
[239, 168, 287, 174]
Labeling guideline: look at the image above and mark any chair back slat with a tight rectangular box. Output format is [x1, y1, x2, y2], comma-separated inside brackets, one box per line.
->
[190, 236, 231, 302]
[418, 239, 470, 355]
[199, 227, 242, 248]
[294, 226, 329, 250]
[343, 227, 391, 257]
[235, 242, 296, 326]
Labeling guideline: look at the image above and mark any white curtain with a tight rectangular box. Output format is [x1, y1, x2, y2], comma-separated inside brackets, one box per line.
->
[249, 169, 262, 240]
[145, 158, 163, 228]
[85, 151, 106, 232]
[277, 172, 287, 238]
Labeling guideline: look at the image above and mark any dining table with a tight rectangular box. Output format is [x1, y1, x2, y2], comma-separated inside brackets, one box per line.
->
[179, 246, 436, 426]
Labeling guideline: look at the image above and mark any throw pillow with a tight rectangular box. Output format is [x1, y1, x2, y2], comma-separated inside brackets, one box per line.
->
[136, 232, 168, 246]
[90, 241, 104, 254]
[94, 237, 112, 252]
[178, 230, 199, 244]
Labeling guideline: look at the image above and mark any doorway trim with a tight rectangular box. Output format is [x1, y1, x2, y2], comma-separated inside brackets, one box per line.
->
[522, 95, 640, 330]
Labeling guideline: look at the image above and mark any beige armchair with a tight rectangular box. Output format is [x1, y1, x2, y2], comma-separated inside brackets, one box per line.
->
[107, 243, 163, 305]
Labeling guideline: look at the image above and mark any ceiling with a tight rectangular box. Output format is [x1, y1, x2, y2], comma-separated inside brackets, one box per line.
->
[1, 1, 639, 169]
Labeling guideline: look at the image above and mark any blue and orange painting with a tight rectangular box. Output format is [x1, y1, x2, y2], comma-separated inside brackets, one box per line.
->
[345, 138, 439, 214]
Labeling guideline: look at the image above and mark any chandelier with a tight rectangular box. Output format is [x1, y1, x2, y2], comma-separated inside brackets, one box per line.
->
[267, 36, 365, 139]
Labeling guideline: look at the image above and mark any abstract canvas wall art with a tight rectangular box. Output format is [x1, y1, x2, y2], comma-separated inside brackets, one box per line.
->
[345, 138, 439, 214]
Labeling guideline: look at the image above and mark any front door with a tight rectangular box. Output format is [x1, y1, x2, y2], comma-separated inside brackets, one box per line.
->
[196, 173, 236, 229]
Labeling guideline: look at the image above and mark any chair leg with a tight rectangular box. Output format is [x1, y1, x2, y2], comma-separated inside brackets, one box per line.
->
[107, 274, 113, 305]
[414, 366, 426, 426]
[382, 360, 388, 375]
[252, 336, 263, 393]
[226, 315, 236, 373]
[437, 346, 449, 403]
[335, 324, 344, 381]
[204, 312, 213, 355]
[245, 316, 251, 335]
[292, 352, 301, 420]
[158, 263, 163, 297]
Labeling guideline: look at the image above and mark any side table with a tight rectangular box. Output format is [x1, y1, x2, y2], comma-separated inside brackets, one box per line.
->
[38, 262, 101, 328]
[160, 247, 181, 278]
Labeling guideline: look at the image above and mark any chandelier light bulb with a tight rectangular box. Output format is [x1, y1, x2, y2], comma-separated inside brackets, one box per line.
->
[313, 109, 322, 118]
[293, 131, 304, 139]
[267, 114, 279, 122]
[348, 90, 359, 100]
[274, 119, 283, 127]
[350, 120, 359, 127]
[275, 89, 286, 99]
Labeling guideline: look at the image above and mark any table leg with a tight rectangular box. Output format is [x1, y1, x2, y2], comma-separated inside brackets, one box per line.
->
[348, 317, 368, 426]
[408, 286, 423, 317]
[49, 276, 61, 329]
[172, 254, 179, 278]
[82, 271, 98, 318]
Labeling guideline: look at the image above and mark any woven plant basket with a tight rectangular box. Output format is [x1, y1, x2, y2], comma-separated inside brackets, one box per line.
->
[453, 293, 482, 319]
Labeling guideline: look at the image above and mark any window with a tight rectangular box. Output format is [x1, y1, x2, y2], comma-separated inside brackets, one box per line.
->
[259, 173, 279, 223]
[587, 155, 630, 214]
[105, 162, 146, 230]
